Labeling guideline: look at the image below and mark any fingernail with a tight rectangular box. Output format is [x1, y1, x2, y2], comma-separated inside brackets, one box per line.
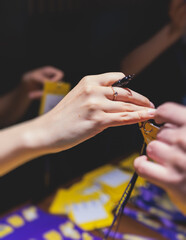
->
[150, 102, 155, 108]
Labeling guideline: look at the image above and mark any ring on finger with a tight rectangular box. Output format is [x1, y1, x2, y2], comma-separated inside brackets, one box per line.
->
[111, 86, 118, 101]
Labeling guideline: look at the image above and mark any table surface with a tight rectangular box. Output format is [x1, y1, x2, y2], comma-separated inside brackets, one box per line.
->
[0, 161, 170, 240]
[36, 188, 168, 240]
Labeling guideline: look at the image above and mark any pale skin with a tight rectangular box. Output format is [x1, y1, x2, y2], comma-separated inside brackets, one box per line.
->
[121, 0, 186, 75]
[0, 66, 64, 127]
[134, 102, 186, 214]
[0, 72, 155, 176]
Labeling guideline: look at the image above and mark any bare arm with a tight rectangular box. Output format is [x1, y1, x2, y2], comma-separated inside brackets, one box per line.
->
[0, 72, 155, 176]
[0, 66, 64, 127]
[121, 0, 186, 75]
[0, 117, 48, 176]
[0, 82, 31, 127]
[121, 24, 181, 75]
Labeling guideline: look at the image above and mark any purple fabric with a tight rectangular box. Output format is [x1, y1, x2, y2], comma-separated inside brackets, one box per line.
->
[124, 207, 186, 240]
[0, 205, 101, 240]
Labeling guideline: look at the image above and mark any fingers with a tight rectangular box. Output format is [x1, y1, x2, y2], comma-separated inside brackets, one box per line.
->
[103, 86, 154, 108]
[146, 140, 174, 166]
[84, 72, 125, 86]
[146, 140, 186, 171]
[28, 90, 43, 99]
[157, 126, 186, 150]
[174, 4, 186, 24]
[169, 0, 186, 31]
[155, 102, 186, 125]
[169, 0, 185, 16]
[134, 147, 186, 214]
[102, 99, 155, 114]
[102, 108, 156, 126]
[39, 66, 64, 82]
[163, 123, 178, 129]
[48, 69, 64, 82]
[157, 127, 178, 144]
[134, 155, 169, 188]
[81, 73, 154, 109]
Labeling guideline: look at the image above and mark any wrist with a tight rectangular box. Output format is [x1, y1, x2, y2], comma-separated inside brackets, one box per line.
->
[167, 23, 183, 41]
[0, 119, 51, 176]
[22, 117, 52, 156]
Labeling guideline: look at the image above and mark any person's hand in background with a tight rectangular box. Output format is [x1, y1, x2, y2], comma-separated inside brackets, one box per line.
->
[134, 102, 186, 214]
[0, 66, 64, 127]
[22, 66, 64, 99]
[121, 0, 186, 76]
[169, 0, 186, 36]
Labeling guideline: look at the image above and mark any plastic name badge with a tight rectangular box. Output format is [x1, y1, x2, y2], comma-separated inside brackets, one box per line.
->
[68, 199, 113, 231]
[39, 81, 71, 115]
[139, 121, 159, 145]
[49, 189, 101, 215]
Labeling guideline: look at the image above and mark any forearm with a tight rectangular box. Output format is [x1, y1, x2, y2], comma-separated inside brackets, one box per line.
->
[0, 116, 48, 176]
[121, 24, 182, 75]
[0, 82, 32, 127]
[0, 72, 155, 176]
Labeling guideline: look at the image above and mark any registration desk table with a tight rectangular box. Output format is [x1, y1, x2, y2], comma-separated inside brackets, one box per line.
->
[0, 185, 169, 240]
[0, 157, 182, 240]
[38, 193, 168, 240]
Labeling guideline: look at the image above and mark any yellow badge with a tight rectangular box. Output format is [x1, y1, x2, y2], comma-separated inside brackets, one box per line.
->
[139, 121, 159, 145]
[39, 81, 71, 115]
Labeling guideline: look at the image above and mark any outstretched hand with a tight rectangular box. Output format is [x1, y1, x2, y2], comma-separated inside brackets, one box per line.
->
[169, 0, 186, 35]
[0, 72, 155, 176]
[37, 72, 155, 153]
[22, 66, 64, 99]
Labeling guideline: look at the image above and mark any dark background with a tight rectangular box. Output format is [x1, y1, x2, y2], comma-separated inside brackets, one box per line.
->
[0, 0, 185, 213]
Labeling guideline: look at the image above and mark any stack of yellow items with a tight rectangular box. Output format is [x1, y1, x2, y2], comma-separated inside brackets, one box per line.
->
[49, 154, 146, 231]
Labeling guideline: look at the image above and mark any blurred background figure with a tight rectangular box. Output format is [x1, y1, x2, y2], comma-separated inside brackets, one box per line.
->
[1, 0, 186, 213]
[0, 66, 64, 127]
[91, 0, 186, 106]
[121, 0, 186, 106]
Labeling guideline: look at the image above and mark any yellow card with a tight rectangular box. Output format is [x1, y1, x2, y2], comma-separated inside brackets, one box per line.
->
[119, 153, 140, 171]
[84, 165, 131, 193]
[49, 189, 101, 215]
[49, 186, 114, 231]
[83, 164, 140, 207]
[139, 121, 159, 145]
[68, 199, 114, 231]
[70, 181, 102, 196]
[39, 81, 71, 115]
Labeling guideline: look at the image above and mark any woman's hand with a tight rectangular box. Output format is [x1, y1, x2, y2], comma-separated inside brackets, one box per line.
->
[169, 0, 186, 35]
[0, 72, 155, 176]
[36, 72, 155, 153]
[134, 102, 186, 214]
[22, 66, 64, 99]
